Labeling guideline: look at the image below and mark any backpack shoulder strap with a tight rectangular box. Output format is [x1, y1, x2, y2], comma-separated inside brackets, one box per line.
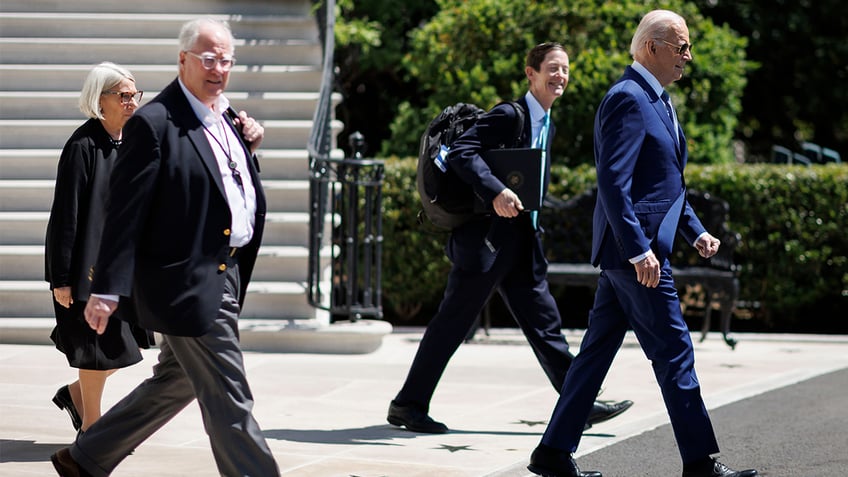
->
[501, 100, 526, 147]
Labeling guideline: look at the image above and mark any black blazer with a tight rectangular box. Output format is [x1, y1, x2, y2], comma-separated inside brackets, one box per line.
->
[91, 79, 267, 337]
[45, 119, 117, 301]
[445, 97, 555, 282]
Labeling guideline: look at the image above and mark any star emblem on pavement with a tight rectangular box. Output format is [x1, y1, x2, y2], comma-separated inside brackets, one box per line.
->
[435, 444, 475, 453]
[515, 419, 548, 427]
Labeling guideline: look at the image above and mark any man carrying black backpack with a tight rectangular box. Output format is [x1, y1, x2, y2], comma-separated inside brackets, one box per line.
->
[388, 42, 633, 434]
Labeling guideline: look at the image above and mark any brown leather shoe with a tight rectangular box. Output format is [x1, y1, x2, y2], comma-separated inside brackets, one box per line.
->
[50, 448, 93, 477]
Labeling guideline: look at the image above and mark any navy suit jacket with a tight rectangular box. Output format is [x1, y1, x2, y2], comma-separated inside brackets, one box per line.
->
[445, 97, 554, 282]
[91, 79, 267, 337]
[591, 66, 705, 270]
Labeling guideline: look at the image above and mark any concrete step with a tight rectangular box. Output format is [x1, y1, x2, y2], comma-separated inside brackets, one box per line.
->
[0, 13, 318, 41]
[263, 180, 311, 212]
[0, 245, 44, 280]
[0, 119, 331, 150]
[0, 149, 312, 181]
[0, 38, 321, 66]
[0, 179, 310, 213]
[0, 211, 315, 246]
[0, 0, 312, 16]
[240, 281, 314, 319]
[0, 280, 317, 320]
[0, 180, 53, 211]
[0, 150, 59, 180]
[0, 244, 329, 281]
[0, 64, 322, 92]
[0, 212, 48, 244]
[255, 149, 311, 180]
[263, 212, 312, 247]
[0, 91, 339, 121]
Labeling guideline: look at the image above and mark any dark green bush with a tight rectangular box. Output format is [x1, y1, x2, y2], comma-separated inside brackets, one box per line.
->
[381, 160, 848, 331]
[381, 158, 452, 320]
[680, 164, 848, 330]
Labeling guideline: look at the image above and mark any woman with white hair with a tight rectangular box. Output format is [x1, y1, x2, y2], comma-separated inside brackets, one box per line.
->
[45, 61, 153, 437]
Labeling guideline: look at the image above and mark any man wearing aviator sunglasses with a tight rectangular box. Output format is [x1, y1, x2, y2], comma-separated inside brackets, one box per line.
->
[529, 9, 759, 477]
[656, 38, 693, 55]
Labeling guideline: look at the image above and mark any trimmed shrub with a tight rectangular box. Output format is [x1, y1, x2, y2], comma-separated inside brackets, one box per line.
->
[381, 160, 848, 332]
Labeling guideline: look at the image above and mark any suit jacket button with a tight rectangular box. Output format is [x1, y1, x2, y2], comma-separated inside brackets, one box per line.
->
[223, 228, 231, 236]
[218, 264, 227, 272]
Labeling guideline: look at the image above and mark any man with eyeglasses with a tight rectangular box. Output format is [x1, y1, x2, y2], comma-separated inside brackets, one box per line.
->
[50, 18, 279, 477]
[527, 10, 759, 477]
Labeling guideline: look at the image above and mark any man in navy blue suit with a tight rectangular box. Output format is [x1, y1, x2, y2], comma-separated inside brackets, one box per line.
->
[387, 42, 632, 435]
[527, 11, 758, 477]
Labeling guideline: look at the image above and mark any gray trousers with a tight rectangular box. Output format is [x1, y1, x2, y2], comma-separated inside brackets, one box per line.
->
[70, 265, 279, 477]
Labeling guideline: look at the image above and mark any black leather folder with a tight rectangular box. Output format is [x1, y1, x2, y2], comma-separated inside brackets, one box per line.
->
[481, 148, 544, 210]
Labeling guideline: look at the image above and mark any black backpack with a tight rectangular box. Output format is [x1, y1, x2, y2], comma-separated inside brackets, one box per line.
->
[416, 101, 525, 230]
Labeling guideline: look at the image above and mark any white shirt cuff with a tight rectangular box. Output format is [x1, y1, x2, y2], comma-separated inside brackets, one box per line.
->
[92, 293, 120, 303]
[629, 249, 654, 264]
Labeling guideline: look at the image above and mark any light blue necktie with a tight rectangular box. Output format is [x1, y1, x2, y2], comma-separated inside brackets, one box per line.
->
[530, 113, 549, 229]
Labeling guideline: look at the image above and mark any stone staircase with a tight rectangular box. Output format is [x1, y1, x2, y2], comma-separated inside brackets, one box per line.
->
[0, 0, 391, 352]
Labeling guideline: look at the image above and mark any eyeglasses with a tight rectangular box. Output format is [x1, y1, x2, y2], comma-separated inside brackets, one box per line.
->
[656, 39, 692, 55]
[184, 51, 236, 71]
[102, 90, 143, 104]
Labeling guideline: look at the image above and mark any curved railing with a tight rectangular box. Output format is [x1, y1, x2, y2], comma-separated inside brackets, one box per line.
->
[307, 0, 383, 320]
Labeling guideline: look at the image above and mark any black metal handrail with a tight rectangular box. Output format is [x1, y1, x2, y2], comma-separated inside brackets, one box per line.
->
[307, 0, 383, 320]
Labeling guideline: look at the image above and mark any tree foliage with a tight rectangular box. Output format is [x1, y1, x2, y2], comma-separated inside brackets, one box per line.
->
[690, 0, 848, 161]
[378, 0, 750, 166]
[332, 0, 439, 157]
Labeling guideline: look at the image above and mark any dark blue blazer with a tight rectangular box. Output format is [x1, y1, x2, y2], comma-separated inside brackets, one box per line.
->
[591, 66, 704, 269]
[446, 97, 554, 282]
[91, 79, 266, 337]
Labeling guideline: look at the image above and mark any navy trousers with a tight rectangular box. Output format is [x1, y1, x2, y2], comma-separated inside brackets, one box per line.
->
[540, 261, 720, 464]
[395, 230, 574, 412]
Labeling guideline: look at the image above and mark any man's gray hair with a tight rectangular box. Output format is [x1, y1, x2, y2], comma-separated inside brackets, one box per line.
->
[178, 18, 235, 53]
[630, 10, 685, 57]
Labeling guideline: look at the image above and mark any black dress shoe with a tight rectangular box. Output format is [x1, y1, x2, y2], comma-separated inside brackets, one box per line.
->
[52, 385, 82, 431]
[50, 447, 93, 477]
[386, 400, 448, 434]
[682, 457, 758, 477]
[528, 444, 602, 477]
[586, 399, 633, 427]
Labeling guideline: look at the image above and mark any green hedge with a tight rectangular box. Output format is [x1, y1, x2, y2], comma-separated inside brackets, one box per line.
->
[381, 158, 848, 331]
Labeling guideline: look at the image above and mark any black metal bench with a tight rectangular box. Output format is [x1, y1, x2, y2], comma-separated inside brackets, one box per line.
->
[540, 188, 741, 349]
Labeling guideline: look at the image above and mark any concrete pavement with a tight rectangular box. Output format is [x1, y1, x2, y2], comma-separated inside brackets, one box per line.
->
[2, 327, 847, 476]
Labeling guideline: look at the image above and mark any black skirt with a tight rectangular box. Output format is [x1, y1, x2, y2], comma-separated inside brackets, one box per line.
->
[50, 299, 154, 370]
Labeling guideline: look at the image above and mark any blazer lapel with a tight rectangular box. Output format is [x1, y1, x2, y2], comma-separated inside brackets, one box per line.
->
[166, 81, 228, 198]
[624, 67, 680, 157]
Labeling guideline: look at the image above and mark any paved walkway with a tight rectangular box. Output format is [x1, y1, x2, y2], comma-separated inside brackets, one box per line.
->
[2, 327, 847, 476]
